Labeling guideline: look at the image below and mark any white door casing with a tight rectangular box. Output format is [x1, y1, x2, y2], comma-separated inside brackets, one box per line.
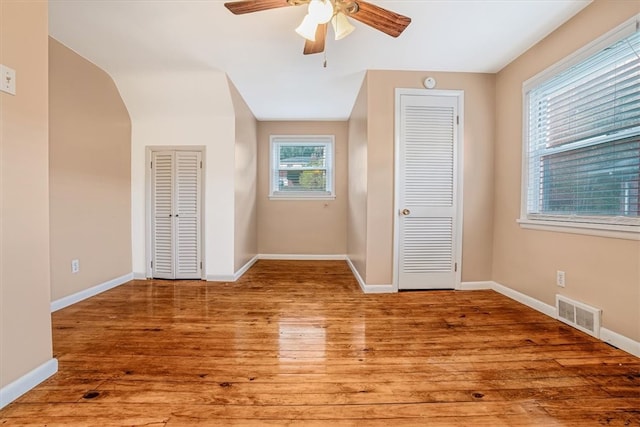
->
[394, 89, 464, 290]
[149, 149, 203, 279]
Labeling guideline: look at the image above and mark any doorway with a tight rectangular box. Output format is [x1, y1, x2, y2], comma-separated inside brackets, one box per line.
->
[394, 89, 464, 290]
[146, 147, 204, 279]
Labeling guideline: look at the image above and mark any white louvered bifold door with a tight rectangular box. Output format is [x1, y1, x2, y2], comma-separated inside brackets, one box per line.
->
[398, 94, 459, 290]
[152, 151, 176, 279]
[174, 151, 202, 279]
[150, 150, 202, 280]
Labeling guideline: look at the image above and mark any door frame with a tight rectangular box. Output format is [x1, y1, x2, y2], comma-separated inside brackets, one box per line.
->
[145, 146, 206, 279]
[392, 88, 465, 292]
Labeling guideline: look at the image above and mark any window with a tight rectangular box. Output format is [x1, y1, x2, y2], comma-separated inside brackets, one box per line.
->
[269, 135, 334, 199]
[521, 17, 640, 237]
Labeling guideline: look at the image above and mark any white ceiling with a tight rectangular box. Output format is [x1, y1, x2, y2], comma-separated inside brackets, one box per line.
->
[49, 0, 591, 120]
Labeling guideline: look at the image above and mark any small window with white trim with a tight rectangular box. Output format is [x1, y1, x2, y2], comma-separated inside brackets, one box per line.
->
[521, 17, 640, 236]
[269, 135, 335, 199]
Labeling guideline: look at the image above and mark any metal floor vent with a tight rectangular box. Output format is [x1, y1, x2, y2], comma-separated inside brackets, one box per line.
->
[556, 295, 601, 338]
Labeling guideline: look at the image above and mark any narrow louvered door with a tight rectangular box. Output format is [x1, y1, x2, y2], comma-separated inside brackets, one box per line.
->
[150, 150, 202, 280]
[175, 151, 201, 279]
[151, 151, 175, 279]
[397, 92, 461, 290]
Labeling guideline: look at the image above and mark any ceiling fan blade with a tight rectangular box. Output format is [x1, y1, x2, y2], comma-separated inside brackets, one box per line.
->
[303, 23, 327, 55]
[224, 0, 292, 15]
[349, 0, 411, 38]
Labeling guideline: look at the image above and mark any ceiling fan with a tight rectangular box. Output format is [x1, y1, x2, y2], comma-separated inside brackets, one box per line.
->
[223, 0, 411, 55]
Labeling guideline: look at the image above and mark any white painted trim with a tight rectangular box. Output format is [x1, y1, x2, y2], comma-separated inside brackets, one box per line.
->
[269, 135, 336, 199]
[490, 281, 557, 318]
[0, 358, 58, 409]
[133, 272, 147, 280]
[268, 195, 336, 201]
[361, 283, 395, 294]
[393, 89, 464, 292]
[477, 281, 640, 358]
[346, 257, 395, 294]
[233, 255, 258, 281]
[522, 15, 639, 91]
[459, 281, 494, 290]
[346, 257, 366, 292]
[519, 16, 640, 237]
[145, 146, 206, 280]
[517, 219, 639, 241]
[601, 327, 640, 358]
[206, 274, 236, 282]
[258, 254, 346, 261]
[205, 256, 259, 282]
[50, 273, 134, 312]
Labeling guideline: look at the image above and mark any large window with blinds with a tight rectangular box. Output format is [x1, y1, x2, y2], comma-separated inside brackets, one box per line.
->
[522, 18, 640, 235]
[269, 135, 335, 199]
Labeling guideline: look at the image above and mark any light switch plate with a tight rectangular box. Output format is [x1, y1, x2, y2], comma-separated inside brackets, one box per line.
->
[0, 64, 16, 95]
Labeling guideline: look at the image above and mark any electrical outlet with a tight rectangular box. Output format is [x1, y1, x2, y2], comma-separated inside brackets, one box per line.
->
[71, 259, 80, 274]
[0, 64, 16, 95]
[556, 270, 566, 287]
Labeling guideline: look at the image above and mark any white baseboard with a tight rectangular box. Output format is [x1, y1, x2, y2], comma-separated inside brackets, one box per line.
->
[490, 281, 557, 318]
[462, 281, 555, 317]
[601, 327, 640, 358]
[206, 255, 259, 282]
[479, 280, 639, 358]
[0, 358, 58, 409]
[361, 283, 395, 293]
[460, 281, 494, 290]
[234, 255, 259, 281]
[133, 272, 147, 280]
[51, 272, 134, 312]
[346, 257, 366, 292]
[206, 274, 235, 282]
[258, 254, 347, 261]
[206, 254, 346, 282]
[346, 257, 395, 294]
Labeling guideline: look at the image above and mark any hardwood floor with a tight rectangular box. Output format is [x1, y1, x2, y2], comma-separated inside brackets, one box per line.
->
[1, 260, 639, 426]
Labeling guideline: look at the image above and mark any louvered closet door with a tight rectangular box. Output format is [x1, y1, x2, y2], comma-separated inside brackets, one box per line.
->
[150, 150, 202, 280]
[174, 151, 201, 279]
[152, 151, 175, 279]
[398, 93, 459, 290]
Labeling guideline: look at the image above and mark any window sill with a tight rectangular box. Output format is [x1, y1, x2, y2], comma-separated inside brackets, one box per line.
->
[517, 218, 639, 240]
[269, 194, 336, 201]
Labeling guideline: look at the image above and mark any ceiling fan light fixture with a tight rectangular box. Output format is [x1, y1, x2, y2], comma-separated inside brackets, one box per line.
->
[295, 14, 319, 41]
[331, 12, 355, 40]
[308, 0, 334, 24]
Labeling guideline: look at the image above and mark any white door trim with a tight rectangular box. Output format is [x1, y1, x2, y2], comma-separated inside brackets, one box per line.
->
[145, 146, 206, 279]
[392, 89, 464, 292]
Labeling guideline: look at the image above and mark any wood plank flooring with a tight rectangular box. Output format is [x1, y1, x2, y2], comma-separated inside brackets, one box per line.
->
[1, 260, 639, 426]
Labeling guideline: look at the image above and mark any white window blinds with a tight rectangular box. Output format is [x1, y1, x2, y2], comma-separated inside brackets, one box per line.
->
[525, 26, 640, 226]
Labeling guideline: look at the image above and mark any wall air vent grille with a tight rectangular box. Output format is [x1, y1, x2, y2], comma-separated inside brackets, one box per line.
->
[556, 295, 601, 338]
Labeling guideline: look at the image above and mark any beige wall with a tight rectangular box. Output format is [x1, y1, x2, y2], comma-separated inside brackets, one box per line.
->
[49, 38, 132, 301]
[257, 121, 348, 255]
[347, 76, 369, 278]
[229, 79, 258, 271]
[493, 0, 640, 340]
[353, 70, 496, 285]
[0, 0, 54, 388]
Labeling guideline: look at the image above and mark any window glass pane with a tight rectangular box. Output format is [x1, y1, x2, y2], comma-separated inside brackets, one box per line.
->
[539, 137, 639, 216]
[278, 145, 326, 169]
[277, 170, 327, 192]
